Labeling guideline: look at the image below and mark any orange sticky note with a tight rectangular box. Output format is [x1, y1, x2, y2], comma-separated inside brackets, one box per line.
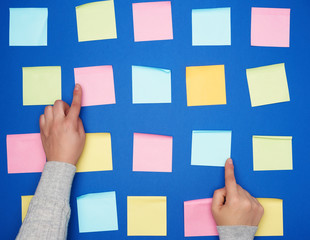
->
[186, 65, 226, 106]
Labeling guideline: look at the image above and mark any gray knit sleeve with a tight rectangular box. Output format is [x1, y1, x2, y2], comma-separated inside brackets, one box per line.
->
[16, 161, 76, 240]
[217, 226, 258, 240]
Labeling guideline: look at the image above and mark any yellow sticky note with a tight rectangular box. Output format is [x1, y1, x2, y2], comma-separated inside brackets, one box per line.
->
[253, 135, 293, 171]
[186, 65, 226, 106]
[256, 198, 283, 236]
[127, 196, 167, 236]
[76, 0, 117, 42]
[21, 195, 33, 222]
[76, 133, 113, 172]
[23, 66, 62, 106]
[246, 63, 290, 107]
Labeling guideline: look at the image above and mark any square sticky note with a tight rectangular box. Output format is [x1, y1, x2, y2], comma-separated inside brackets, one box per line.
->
[253, 136, 293, 171]
[132, 66, 171, 104]
[127, 196, 167, 236]
[76, 0, 117, 42]
[133, 133, 173, 172]
[256, 198, 283, 236]
[251, 7, 290, 47]
[74, 66, 116, 106]
[21, 195, 34, 222]
[76, 133, 113, 172]
[186, 65, 226, 106]
[191, 130, 232, 167]
[246, 63, 290, 107]
[192, 8, 231, 46]
[9, 8, 48, 46]
[23, 66, 62, 106]
[132, 1, 173, 42]
[7, 133, 46, 174]
[184, 198, 218, 237]
[77, 191, 118, 233]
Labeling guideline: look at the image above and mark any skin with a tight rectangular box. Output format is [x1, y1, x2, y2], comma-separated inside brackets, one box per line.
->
[39, 84, 85, 166]
[212, 158, 264, 226]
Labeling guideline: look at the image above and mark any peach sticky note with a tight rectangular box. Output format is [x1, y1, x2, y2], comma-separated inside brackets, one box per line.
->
[246, 63, 290, 107]
[23, 66, 62, 106]
[75, 0, 117, 42]
[132, 1, 173, 42]
[74, 66, 116, 106]
[186, 65, 226, 106]
[253, 136, 293, 171]
[21, 195, 33, 222]
[256, 198, 283, 236]
[251, 7, 290, 47]
[127, 196, 167, 236]
[184, 198, 218, 237]
[133, 133, 173, 172]
[76, 133, 113, 172]
[7, 133, 46, 174]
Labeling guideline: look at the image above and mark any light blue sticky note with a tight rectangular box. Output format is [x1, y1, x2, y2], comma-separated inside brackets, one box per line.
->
[191, 130, 232, 167]
[132, 65, 171, 104]
[9, 8, 48, 46]
[77, 191, 118, 233]
[192, 8, 231, 46]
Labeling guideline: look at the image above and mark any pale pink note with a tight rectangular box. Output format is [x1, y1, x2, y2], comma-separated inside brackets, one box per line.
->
[74, 65, 116, 107]
[133, 133, 173, 172]
[132, 1, 173, 42]
[251, 7, 290, 47]
[7, 133, 46, 174]
[184, 198, 218, 237]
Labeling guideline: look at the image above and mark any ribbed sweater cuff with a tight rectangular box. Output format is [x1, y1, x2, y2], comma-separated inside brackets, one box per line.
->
[217, 226, 258, 240]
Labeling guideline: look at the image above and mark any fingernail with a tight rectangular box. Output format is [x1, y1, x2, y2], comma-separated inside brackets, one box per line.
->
[227, 158, 233, 165]
[75, 84, 80, 91]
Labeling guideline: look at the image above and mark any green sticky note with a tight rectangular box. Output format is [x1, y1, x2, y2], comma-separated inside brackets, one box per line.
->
[76, 0, 117, 42]
[23, 66, 62, 106]
[253, 135, 293, 171]
[246, 63, 290, 107]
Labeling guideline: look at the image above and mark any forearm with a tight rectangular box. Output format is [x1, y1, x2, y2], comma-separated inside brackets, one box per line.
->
[217, 226, 257, 240]
[16, 161, 76, 240]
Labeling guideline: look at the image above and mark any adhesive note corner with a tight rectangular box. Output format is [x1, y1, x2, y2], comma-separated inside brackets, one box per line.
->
[127, 196, 167, 236]
[253, 135, 292, 171]
[77, 191, 118, 233]
[76, 133, 113, 172]
[21, 195, 34, 222]
[186, 65, 226, 106]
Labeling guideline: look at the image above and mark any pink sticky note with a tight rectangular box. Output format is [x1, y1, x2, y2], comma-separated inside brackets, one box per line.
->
[74, 66, 116, 106]
[184, 198, 218, 237]
[133, 133, 173, 172]
[251, 7, 290, 47]
[132, 1, 173, 42]
[7, 133, 46, 174]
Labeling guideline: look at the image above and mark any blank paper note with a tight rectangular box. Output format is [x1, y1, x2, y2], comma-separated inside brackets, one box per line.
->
[23, 66, 62, 106]
[77, 191, 118, 233]
[184, 198, 218, 237]
[127, 196, 167, 236]
[76, 0, 117, 42]
[10, 8, 48, 46]
[192, 8, 231, 46]
[191, 130, 231, 167]
[246, 63, 290, 107]
[76, 133, 113, 172]
[22, 195, 33, 222]
[7, 133, 46, 174]
[186, 65, 226, 106]
[251, 7, 290, 47]
[256, 198, 283, 236]
[132, 1, 173, 42]
[253, 136, 292, 171]
[132, 66, 171, 104]
[133, 133, 173, 172]
[74, 65, 116, 106]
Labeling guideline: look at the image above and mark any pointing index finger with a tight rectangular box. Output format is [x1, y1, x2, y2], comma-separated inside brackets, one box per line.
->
[225, 158, 238, 197]
[68, 84, 82, 120]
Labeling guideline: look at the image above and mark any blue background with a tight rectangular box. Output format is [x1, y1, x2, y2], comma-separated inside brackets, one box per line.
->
[0, 0, 309, 239]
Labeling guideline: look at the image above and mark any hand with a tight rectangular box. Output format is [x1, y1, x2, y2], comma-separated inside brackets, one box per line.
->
[39, 84, 86, 166]
[211, 158, 264, 226]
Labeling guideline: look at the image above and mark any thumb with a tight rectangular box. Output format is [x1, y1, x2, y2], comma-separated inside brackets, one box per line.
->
[212, 187, 226, 211]
[225, 158, 238, 198]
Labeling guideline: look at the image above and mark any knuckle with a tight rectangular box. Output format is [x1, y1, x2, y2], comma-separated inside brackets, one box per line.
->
[241, 199, 252, 211]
